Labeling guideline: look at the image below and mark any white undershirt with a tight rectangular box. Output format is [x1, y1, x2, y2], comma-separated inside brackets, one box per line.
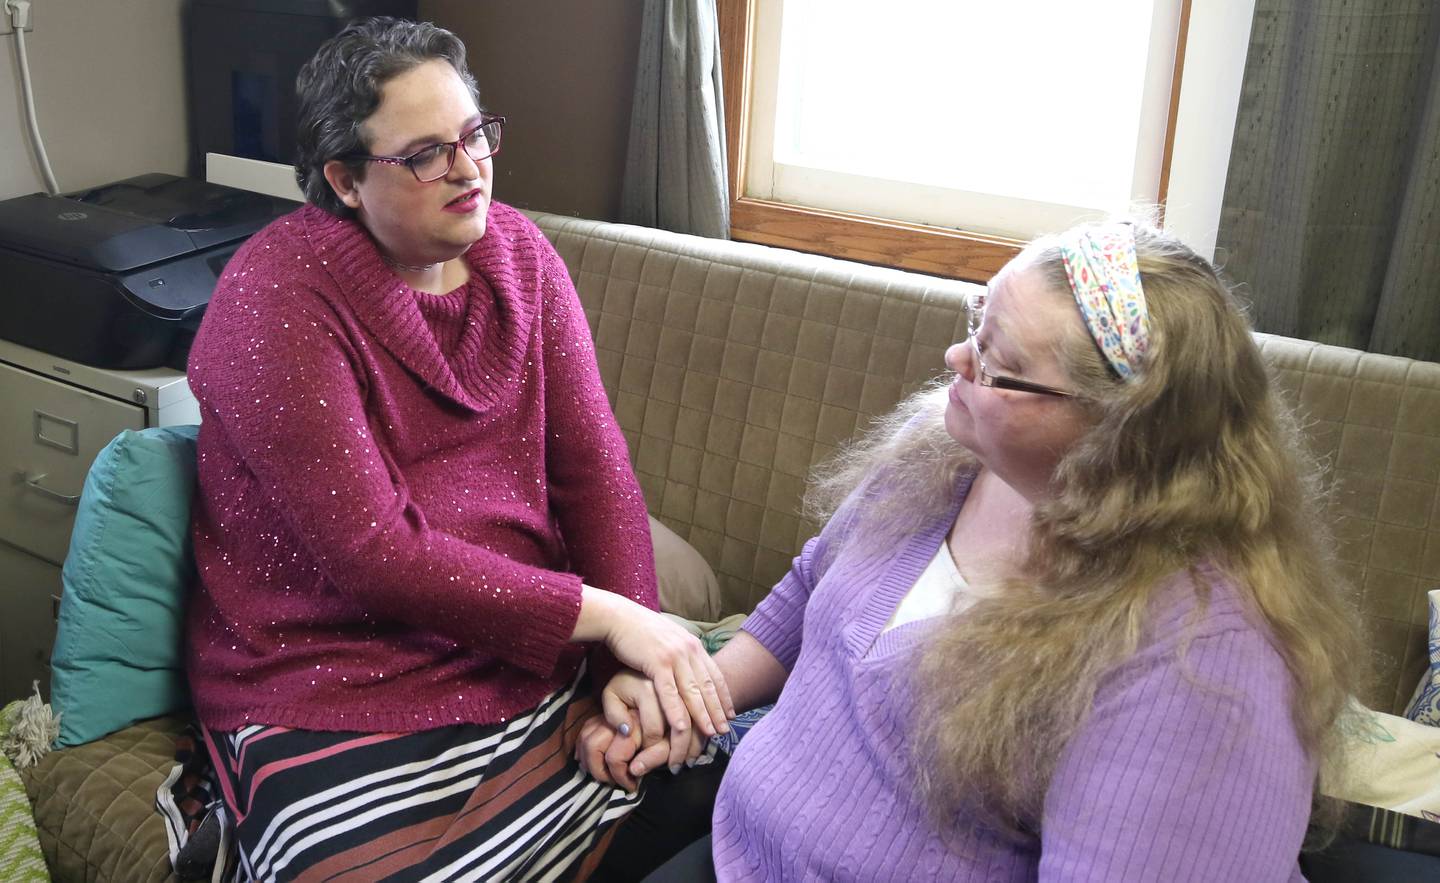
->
[881, 540, 973, 633]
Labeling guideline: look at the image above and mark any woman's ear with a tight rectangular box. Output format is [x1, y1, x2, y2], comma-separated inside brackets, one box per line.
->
[322, 160, 363, 210]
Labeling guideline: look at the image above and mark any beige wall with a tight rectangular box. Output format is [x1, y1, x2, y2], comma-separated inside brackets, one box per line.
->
[0, 0, 188, 200]
[423, 1, 642, 222]
[0, 2, 633, 216]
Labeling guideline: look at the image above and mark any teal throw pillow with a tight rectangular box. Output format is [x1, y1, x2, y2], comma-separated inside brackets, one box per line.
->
[51, 425, 199, 747]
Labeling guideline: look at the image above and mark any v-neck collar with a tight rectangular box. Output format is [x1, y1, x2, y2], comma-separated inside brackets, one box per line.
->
[842, 468, 977, 662]
[300, 204, 541, 414]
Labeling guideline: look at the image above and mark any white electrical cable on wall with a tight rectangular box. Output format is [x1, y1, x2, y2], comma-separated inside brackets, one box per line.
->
[9, 0, 59, 194]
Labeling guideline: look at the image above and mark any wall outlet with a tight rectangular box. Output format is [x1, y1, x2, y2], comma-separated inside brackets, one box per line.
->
[0, 1, 34, 36]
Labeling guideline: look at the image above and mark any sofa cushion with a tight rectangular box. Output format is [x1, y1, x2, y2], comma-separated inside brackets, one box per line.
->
[19, 715, 187, 882]
[650, 515, 722, 622]
[51, 426, 199, 748]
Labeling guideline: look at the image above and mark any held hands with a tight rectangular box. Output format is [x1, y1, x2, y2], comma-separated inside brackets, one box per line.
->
[571, 587, 732, 790]
[597, 594, 735, 742]
[577, 670, 706, 791]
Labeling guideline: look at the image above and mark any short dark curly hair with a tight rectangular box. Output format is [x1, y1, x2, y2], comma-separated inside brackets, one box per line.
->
[293, 17, 481, 218]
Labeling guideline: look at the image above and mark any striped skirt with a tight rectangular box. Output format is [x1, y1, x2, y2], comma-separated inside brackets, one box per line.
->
[201, 669, 642, 882]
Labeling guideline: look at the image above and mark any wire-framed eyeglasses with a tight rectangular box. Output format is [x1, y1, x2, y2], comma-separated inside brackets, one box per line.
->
[965, 292, 1075, 398]
[353, 115, 505, 183]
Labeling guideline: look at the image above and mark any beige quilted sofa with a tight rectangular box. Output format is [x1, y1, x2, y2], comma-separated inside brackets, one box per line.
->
[19, 213, 1439, 881]
[534, 212, 1439, 716]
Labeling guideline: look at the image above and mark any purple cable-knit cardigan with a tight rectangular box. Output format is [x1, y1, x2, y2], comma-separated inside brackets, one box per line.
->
[714, 471, 1314, 881]
[184, 202, 656, 733]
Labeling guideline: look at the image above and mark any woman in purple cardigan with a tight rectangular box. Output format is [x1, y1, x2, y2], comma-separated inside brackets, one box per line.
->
[583, 221, 1362, 881]
[184, 17, 731, 881]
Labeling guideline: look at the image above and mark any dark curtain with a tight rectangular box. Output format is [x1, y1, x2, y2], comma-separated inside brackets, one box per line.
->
[1217, 0, 1440, 361]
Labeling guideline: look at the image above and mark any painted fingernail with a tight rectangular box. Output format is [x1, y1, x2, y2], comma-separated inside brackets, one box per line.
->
[632, 762, 646, 775]
[617, 722, 632, 738]
[669, 764, 682, 775]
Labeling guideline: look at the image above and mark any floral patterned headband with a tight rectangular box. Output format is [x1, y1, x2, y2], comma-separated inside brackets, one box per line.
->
[1058, 224, 1150, 381]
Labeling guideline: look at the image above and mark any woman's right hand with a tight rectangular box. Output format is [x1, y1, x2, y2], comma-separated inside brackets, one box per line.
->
[600, 669, 707, 776]
[577, 587, 735, 740]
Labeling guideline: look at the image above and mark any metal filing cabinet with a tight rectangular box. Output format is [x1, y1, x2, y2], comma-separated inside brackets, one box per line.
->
[0, 337, 199, 703]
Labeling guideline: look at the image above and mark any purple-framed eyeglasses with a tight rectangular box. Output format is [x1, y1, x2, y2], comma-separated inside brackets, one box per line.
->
[352, 114, 505, 183]
[965, 291, 1075, 398]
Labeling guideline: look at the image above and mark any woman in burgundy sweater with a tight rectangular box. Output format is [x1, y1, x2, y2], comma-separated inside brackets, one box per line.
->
[184, 18, 729, 881]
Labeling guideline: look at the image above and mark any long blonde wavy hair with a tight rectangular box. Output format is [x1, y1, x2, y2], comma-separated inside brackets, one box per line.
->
[804, 222, 1365, 836]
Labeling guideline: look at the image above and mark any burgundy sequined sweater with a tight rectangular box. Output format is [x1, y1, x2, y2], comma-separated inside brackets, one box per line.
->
[184, 202, 657, 733]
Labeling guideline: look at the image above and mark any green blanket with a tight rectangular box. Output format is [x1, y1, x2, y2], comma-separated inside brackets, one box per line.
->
[0, 699, 49, 881]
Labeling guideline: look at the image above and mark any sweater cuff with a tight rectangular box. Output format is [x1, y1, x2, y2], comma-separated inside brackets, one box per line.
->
[504, 573, 585, 678]
[741, 595, 805, 671]
[587, 645, 623, 696]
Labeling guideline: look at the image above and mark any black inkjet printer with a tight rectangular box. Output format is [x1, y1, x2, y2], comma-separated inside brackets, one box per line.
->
[0, 173, 298, 370]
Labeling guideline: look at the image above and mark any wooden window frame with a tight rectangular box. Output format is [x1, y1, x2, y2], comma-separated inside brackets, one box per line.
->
[718, 0, 1193, 283]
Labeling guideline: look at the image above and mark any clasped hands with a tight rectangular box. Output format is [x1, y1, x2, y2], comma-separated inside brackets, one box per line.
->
[576, 593, 735, 790]
[577, 668, 733, 792]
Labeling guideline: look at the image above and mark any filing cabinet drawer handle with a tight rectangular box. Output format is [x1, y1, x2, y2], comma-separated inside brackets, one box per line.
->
[24, 473, 81, 505]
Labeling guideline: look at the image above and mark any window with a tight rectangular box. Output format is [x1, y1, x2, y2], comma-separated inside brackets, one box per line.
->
[720, 0, 1195, 281]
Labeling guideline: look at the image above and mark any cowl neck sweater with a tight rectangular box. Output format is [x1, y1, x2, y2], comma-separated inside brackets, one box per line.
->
[185, 202, 656, 733]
